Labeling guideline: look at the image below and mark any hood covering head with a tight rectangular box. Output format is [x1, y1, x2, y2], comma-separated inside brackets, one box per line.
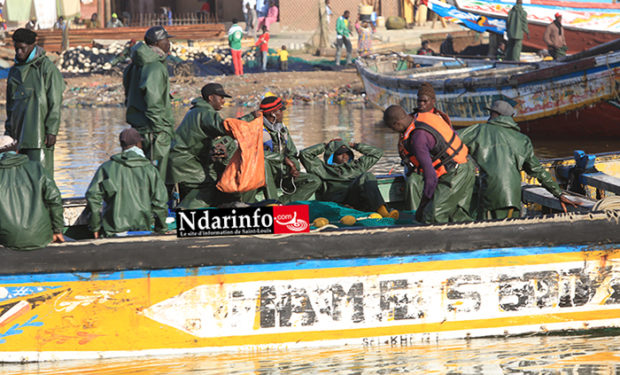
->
[324, 139, 354, 164]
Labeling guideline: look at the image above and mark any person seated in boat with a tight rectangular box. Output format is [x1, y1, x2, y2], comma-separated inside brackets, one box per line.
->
[439, 34, 456, 56]
[458, 100, 577, 220]
[0, 136, 64, 250]
[543, 13, 568, 60]
[383, 84, 475, 224]
[300, 139, 398, 218]
[167, 83, 258, 209]
[85, 128, 168, 238]
[259, 96, 321, 203]
[416, 40, 435, 56]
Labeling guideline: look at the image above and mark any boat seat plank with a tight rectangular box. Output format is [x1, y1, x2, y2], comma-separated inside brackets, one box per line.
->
[521, 184, 594, 212]
[580, 172, 620, 195]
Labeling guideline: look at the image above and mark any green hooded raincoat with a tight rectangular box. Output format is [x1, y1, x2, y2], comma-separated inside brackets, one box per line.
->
[506, 4, 528, 61]
[123, 42, 175, 180]
[458, 115, 562, 219]
[168, 98, 257, 209]
[85, 149, 168, 236]
[0, 152, 63, 250]
[262, 120, 320, 203]
[300, 140, 385, 211]
[5, 47, 64, 176]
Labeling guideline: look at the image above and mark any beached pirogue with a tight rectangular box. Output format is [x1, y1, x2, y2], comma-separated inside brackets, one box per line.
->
[356, 40, 620, 137]
[1, 152, 620, 362]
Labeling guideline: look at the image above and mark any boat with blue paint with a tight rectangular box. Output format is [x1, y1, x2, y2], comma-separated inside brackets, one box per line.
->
[356, 39, 620, 137]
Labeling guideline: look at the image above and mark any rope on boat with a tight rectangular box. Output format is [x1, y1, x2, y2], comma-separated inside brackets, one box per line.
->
[592, 196, 620, 213]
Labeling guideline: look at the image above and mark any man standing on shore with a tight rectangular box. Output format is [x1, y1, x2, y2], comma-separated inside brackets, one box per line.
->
[228, 18, 244, 75]
[335, 10, 352, 66]
[255, 25, 270, 71]
[5, 28, 64, 177]
[506, 0, 528, 61]
[123, 26, 175, 180]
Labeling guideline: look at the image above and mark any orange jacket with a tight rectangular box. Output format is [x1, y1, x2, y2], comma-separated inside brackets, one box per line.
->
[399, 111, 468, 178]
[216, 115, 266, 193]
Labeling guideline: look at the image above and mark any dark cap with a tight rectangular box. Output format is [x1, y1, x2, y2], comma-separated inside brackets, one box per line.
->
[201, 83, 232, 99]
[12, 28, 37, 44]
[119, 127, 142, 148]
[260, 96, 286, 113]
[486, 100, 515, 117]
[144, 26, 174, 45]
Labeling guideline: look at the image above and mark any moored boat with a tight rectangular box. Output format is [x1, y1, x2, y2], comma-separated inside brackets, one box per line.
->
[454, 0, 620, 54]
[355, 40, 620, 137]
[2, 151, 620, 362]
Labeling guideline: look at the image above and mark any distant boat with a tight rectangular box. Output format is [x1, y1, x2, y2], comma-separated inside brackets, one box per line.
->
[355, 40, 620, 137]
[454, 0, 620, 53]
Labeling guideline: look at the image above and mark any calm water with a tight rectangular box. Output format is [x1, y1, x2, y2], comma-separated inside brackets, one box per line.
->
[2, 103, 620, 372]
[13, 103, 620, 198]
[2, 335, 620, 374]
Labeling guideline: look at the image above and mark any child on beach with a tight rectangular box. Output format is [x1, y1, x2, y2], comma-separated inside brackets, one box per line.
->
[278, 45, 289, 71]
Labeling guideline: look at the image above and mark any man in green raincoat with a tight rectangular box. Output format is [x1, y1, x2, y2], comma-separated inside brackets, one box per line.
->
[5, 28, 64, 177]
[85, 128, 168, 238]
[260, 96, 321, 203]
[167, 83, 257, 209]
[458, 100, 575, 219]
[300, 139, 398, 217]
[0, 136, 64, 250]
[123, 26, 175, 180]
[506, 0, 529, 61]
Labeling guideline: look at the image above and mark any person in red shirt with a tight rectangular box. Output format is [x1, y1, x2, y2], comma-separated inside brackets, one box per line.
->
[255, 25, 269, 71]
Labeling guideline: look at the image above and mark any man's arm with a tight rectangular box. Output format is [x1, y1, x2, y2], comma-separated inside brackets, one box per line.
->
[150, 171, 169, 233]
[5, 77, 13, 136]
[522, 140, 563, 198]
[42, 167, 65, 242]
[44, 61, 65, 146]
[351, 142, 383, 171]
[299, 143, 327, 177]
[411, 130, 438, 200]
[85, 166, 106, 236]
[140, 64, 169, 129]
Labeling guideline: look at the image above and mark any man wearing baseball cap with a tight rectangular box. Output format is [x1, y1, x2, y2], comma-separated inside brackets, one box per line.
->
[168, 83, 259, 208]
[260, 96, 320, 203]
[543, 13, 568, 60]
[123, 25, 175, 181]
[458, 100, 576, 219]
[85, 128, 168, 238]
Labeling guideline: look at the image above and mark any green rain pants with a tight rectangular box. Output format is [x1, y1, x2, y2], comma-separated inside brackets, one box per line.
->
[420, 161, 476, 224]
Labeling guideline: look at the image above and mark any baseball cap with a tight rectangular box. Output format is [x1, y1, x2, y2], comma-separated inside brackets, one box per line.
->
[201, 83, 232, 98]
[144, 26, 174, 45]
[119, 128, 142, 148]
[486, 100, 516, 117]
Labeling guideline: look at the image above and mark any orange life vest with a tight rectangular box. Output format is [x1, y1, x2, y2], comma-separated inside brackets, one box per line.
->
[399, 111, 468, 178]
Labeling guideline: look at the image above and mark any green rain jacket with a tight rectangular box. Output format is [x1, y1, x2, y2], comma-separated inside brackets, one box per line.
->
[85, 149, 168, 235]
[0, 152, 63, 250]
[123, 42, 175, 136]
[458, 115, 562, 211]
[5, 47, 64, 149]
[506, 4, 528, 40]
[336, 16, 351, 38]
[263, 120, 301, 177]
[168, 98, 255, 186]
[300, 140, 383, 203]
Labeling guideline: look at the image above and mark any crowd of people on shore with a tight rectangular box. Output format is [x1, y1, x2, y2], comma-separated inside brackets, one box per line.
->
[0, 25, 575, 251]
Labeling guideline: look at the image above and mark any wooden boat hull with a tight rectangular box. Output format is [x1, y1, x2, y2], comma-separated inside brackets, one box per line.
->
[357, 51, 620, 136]
[455, 0, 620, 54]
[2, 213, 620, 362]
